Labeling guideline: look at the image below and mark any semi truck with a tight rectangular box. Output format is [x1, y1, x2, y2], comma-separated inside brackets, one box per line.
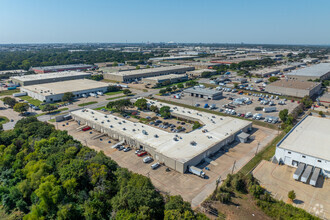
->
[263, 107, 276, 113]
[188, 166, 205, 178]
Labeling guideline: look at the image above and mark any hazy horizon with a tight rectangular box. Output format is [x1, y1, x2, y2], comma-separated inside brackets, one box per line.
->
[1, 0, 330, 45]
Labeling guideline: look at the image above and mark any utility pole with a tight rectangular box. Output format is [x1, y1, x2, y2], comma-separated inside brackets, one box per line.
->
[231, 160, 236, 174]
[255, 141, 260, 155]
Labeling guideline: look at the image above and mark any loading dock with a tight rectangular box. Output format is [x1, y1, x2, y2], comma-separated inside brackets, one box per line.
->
[310, 167, 321, 187]
[293, 162, 305, 180]
[301, 165, 313, 183]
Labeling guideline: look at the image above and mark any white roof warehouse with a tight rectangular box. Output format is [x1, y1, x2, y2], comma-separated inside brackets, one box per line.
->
[70, 99, 252, 173]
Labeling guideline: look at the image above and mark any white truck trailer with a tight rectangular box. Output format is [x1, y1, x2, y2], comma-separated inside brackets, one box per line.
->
[188, 166, 205, 178]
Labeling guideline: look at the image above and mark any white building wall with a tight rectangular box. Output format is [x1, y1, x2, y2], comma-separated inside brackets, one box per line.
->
[275, 147, 330, 177]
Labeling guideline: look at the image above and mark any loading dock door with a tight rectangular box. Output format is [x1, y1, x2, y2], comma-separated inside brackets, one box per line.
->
[284, 156, 292, 165]
[310, 167, 321, 187]
[293, 162, 305, 180]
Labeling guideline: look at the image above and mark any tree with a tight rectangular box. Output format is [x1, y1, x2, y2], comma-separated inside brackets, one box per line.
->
[233, 83, 239, 89]
[112, 62, 118, 66]
[288, 190, 296, 201]
[159, 89, 166, 95]
[192, 121, 201, 130]
[160, 106, 171, 118]
[3, 97, 17, 108]
[301, 95, 313, 108]
[172, 85, 177, 91]
[268, 76, 279, 83]
[279, 109, 289, 122]
[319, 111, 324, 117]
[201, 71, 212, 78]
[42, 104, 58, 114]
[136, 65, 140, 70]
[177, 83, 184, 89]
[13, 103, 29, 114]
[166, 87, 172, 93]
[123, 89, 132, 95]
[106, 99, 132, 112]
[149, 105, 159, 113]
[134, 98, 148, 110]
[107, 86, 120, 92]
[62, 92, 75, 102]
[185, 80, 198, 87]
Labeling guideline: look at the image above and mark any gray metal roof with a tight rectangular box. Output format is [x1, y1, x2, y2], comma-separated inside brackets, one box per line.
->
[184, 87, 222, 96]
[32, 64, 94, 71]
[287, 63, 330, 77]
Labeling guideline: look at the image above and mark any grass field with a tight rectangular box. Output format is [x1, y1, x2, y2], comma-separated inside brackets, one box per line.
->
[20, 96, 42, 106]
[104, 90, 123, 96]
[0, 89, 20, 96]
[0, 116, 9, 125]
[78, 101, 98, 107]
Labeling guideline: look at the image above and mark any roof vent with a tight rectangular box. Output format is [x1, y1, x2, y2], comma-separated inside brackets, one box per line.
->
[107, 120, 110, 122]
[190, 141, 197, 146]
[123, 128, 126, 130]
[110, 125, 113, 128]
[154, 134, 158, 138]
[142, 130, 148, 135]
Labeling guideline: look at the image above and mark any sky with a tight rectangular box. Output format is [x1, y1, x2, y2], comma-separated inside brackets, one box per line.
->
[0, 0, 330, 45]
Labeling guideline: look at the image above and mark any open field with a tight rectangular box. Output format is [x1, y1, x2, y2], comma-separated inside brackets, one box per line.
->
[0, 89, 20, 96]
[253, 160, 330, 219]
[56, 120, 277, 208]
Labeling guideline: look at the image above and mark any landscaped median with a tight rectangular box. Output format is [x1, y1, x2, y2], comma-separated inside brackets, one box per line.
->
[35, 108, 69, 117]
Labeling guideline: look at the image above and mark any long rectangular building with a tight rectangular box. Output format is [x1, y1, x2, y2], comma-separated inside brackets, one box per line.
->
[265, 79, 322, 98]
[104, 65, 194, 82]
[31, 64, 94, 74]
[11, 71, 91, 86]
[286, 63, 330, 81]
[20, 79, 108, 103]
[184, 87, 223, 100]
[142, 74, 188, 86]
[71, 100, 252, 173]
[274, 116, 330, 178]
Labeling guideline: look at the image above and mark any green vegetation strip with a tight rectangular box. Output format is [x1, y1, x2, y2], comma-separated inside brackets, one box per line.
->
[0, 89, 20, 96]
[35, 108, 69, 117]
[78, 101, 98, 107]
[154, 98, 278, 130]
[239, 131, 286, 175]
[19, 96, 42, 106]
[104, 90, 123, 96]
[0, 116, 9, 125]
[106, 95, 127, 101]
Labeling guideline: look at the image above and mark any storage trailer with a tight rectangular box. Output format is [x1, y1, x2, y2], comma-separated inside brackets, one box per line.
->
[301, 165, 313, 183]
[188, 166, 205, 178]
[293, 163, 305, 180]
[310, 167, 321, 187]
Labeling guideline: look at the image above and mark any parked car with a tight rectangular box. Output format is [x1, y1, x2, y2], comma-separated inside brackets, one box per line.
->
[123, 147, 131, 152]
[137, 151, 147, 157]
[151, 162, 160, 170]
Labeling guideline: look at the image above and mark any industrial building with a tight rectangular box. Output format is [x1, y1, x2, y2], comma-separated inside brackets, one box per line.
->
[142, 74, 188, 86]
[265, 79, 322, 98]
[10, 71, 91, 86]
[30, 64, 95, 74]
[104, 65, 194, 82]
[286, 63, 330, 81]
[185, 62, 221, 69]
[252, 68, 280, 77]
[187, 69, 217, 77]
[274, 116, 330, 180]
[184, 87, 223, 100]
[20, 79, 108, 103]
[70, 100, 252, 173]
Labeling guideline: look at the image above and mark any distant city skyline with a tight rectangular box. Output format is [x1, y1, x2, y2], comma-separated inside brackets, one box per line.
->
[1, 0, 330, 45]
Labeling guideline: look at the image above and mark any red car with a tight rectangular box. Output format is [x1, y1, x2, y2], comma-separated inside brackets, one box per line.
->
[137, 151, 147, 157]
[82, 126, 91, 131]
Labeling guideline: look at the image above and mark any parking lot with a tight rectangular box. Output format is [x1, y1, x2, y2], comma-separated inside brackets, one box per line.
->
[253, 160, 330, 219]
[165, 89, 299, 122]
[56, 120, 277, 207]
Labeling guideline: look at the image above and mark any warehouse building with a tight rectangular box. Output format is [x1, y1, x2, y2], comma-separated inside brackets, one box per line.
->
[265, 79, 321, 98]
[187, 69, 217, 77]
[20, 79, 108, 103]
[252, 68, 280, 77]
[286, 63, 330, 81]
[104, 65, 194, 82]
[142, 74, 188, 86]
[274, 116, 330, 181]
[11, 71, 91, 86]
[30, 64, 95, 74]
[184, 87, 223, 100]
[70, 100, 252, 173]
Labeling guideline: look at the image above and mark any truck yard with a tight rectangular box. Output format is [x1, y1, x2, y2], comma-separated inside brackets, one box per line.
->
[164, 88, 299, 123]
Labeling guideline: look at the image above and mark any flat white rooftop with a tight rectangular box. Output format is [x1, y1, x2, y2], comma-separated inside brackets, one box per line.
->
[287, 63, 330, 77]
[277, 116, 330, 161]
[71, 99, 251, 163]
[22, 79, 108, 95]
[106, 65, 192, 76]
[11, 71, 91, 82]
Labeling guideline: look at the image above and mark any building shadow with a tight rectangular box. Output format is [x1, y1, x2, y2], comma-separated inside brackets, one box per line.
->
[293, 199, 304, 205]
